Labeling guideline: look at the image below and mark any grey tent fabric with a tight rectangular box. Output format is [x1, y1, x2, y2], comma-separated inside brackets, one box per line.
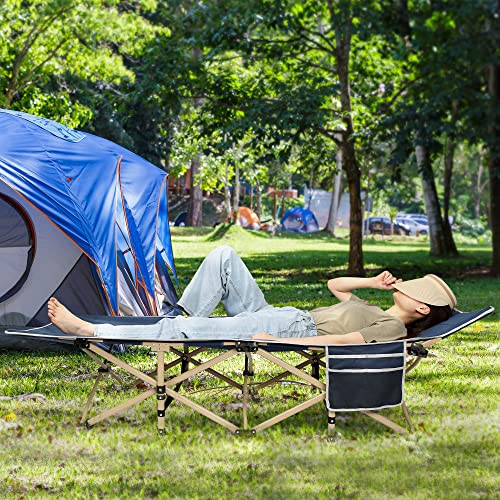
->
[0, 195, 32, 246]
[0, 194, 34, 302]
[0, 184, 82, 327]
[28, 255, 109, 327]
[0, 247, 31, 298]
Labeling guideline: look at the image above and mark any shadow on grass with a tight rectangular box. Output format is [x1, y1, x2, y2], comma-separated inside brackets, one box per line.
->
[175, 247, 495, 282]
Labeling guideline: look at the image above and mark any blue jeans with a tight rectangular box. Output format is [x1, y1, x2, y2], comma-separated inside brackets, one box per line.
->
[94, 246, 317, 340]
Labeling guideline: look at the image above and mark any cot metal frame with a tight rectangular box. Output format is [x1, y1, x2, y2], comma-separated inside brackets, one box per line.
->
[76, 339, 414, 435]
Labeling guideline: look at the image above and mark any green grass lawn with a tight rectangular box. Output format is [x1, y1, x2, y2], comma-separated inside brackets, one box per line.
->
[1, 227, 498, 499]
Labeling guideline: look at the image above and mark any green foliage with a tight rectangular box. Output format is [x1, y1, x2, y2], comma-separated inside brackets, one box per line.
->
[378, 0, 495, 159]
[0, 0, 158, 127]
[455, 216, 491, 239]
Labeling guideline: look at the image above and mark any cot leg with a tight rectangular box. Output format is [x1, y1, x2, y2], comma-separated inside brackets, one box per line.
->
[361, 411, 408, 434]
[256, 351, 325, 391]
[170, 347, 243, 390]
[242, 352, 254, 430]
[401, 402, 415, 432]
[405, 357, 422, 374]
[327, 411, 336, 435]
[157, 350, 166, 434]
[164, 347, 190, 411]
[81, 367, 106, 424]
[311, 354, 320, 381]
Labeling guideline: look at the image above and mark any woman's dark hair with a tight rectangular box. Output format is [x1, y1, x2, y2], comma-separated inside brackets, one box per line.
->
[405, 304, 453, 339]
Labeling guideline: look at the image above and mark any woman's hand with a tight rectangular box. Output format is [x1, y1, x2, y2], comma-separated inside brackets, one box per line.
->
[372, 271, 402, 290]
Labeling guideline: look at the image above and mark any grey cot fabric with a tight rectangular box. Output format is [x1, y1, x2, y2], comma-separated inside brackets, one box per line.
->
[94, 246, 317, 340]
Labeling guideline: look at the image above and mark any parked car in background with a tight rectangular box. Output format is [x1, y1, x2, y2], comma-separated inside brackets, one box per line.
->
[364, 216, 411, 236]
[395, 216, 429, 236]
[398, 213, 428, 224]
[410, 217, 428, 227]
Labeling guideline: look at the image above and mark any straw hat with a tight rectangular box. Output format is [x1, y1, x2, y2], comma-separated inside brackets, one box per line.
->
[392, 274, 457, 309]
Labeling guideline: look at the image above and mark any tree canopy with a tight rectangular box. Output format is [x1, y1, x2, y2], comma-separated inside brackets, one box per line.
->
[2, 0, 498, 273]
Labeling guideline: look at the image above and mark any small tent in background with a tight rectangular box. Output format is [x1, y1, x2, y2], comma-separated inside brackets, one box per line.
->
[173, 211, 188, 227]
[0, 109, 178, 349]
[280, 207, 320, 233]
[237, 207, 261, 230]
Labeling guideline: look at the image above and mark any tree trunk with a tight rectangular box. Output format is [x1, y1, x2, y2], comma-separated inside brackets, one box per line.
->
[224, 163, 232, 222]
[334, 14, 364, 275]
[488, 28, 500, 275]
[343, 138, 364, 274]
[272, 184, 278, 222]
[415, 143, 458, 256]
[280, 192, 286, 219]
[256, 180, 262, 220]
[443, 101, 459, 228]
[474, 160, 486, 220]
[187, 158, 203, 226]
[443, 140, 453, 224]
[233, 162, 240, 218]
[326, 150, 342, 235]
[442, 102, 460, 245]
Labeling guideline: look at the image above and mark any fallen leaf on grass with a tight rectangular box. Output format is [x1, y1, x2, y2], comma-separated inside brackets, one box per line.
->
[0, 419, 22, 431]
[222, 402, 244, 410]
[282, 390, 301, 401]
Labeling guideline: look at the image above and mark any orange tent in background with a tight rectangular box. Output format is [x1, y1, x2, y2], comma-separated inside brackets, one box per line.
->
[237, 207, 261, 230]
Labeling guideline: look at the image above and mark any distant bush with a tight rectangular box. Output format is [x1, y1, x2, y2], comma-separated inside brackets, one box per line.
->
[455, 217, 490, 239]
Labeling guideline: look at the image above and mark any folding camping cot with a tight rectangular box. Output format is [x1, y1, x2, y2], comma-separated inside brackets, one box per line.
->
[7, 306, 494, 435]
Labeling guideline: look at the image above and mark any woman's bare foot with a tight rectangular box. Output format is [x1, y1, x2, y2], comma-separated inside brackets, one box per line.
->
[47, 298, 95, 336]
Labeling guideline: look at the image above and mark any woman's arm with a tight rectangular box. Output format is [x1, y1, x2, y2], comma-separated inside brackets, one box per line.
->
[327, 271, 401, 302]
[252, 331, 365, 345]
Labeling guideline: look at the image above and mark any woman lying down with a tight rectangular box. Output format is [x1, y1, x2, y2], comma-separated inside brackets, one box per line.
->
[48, 246, 456, 345]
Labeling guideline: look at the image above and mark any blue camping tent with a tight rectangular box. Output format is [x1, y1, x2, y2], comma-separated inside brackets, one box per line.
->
[280, 207, 320, 233]
[0, 109, 178, 340]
